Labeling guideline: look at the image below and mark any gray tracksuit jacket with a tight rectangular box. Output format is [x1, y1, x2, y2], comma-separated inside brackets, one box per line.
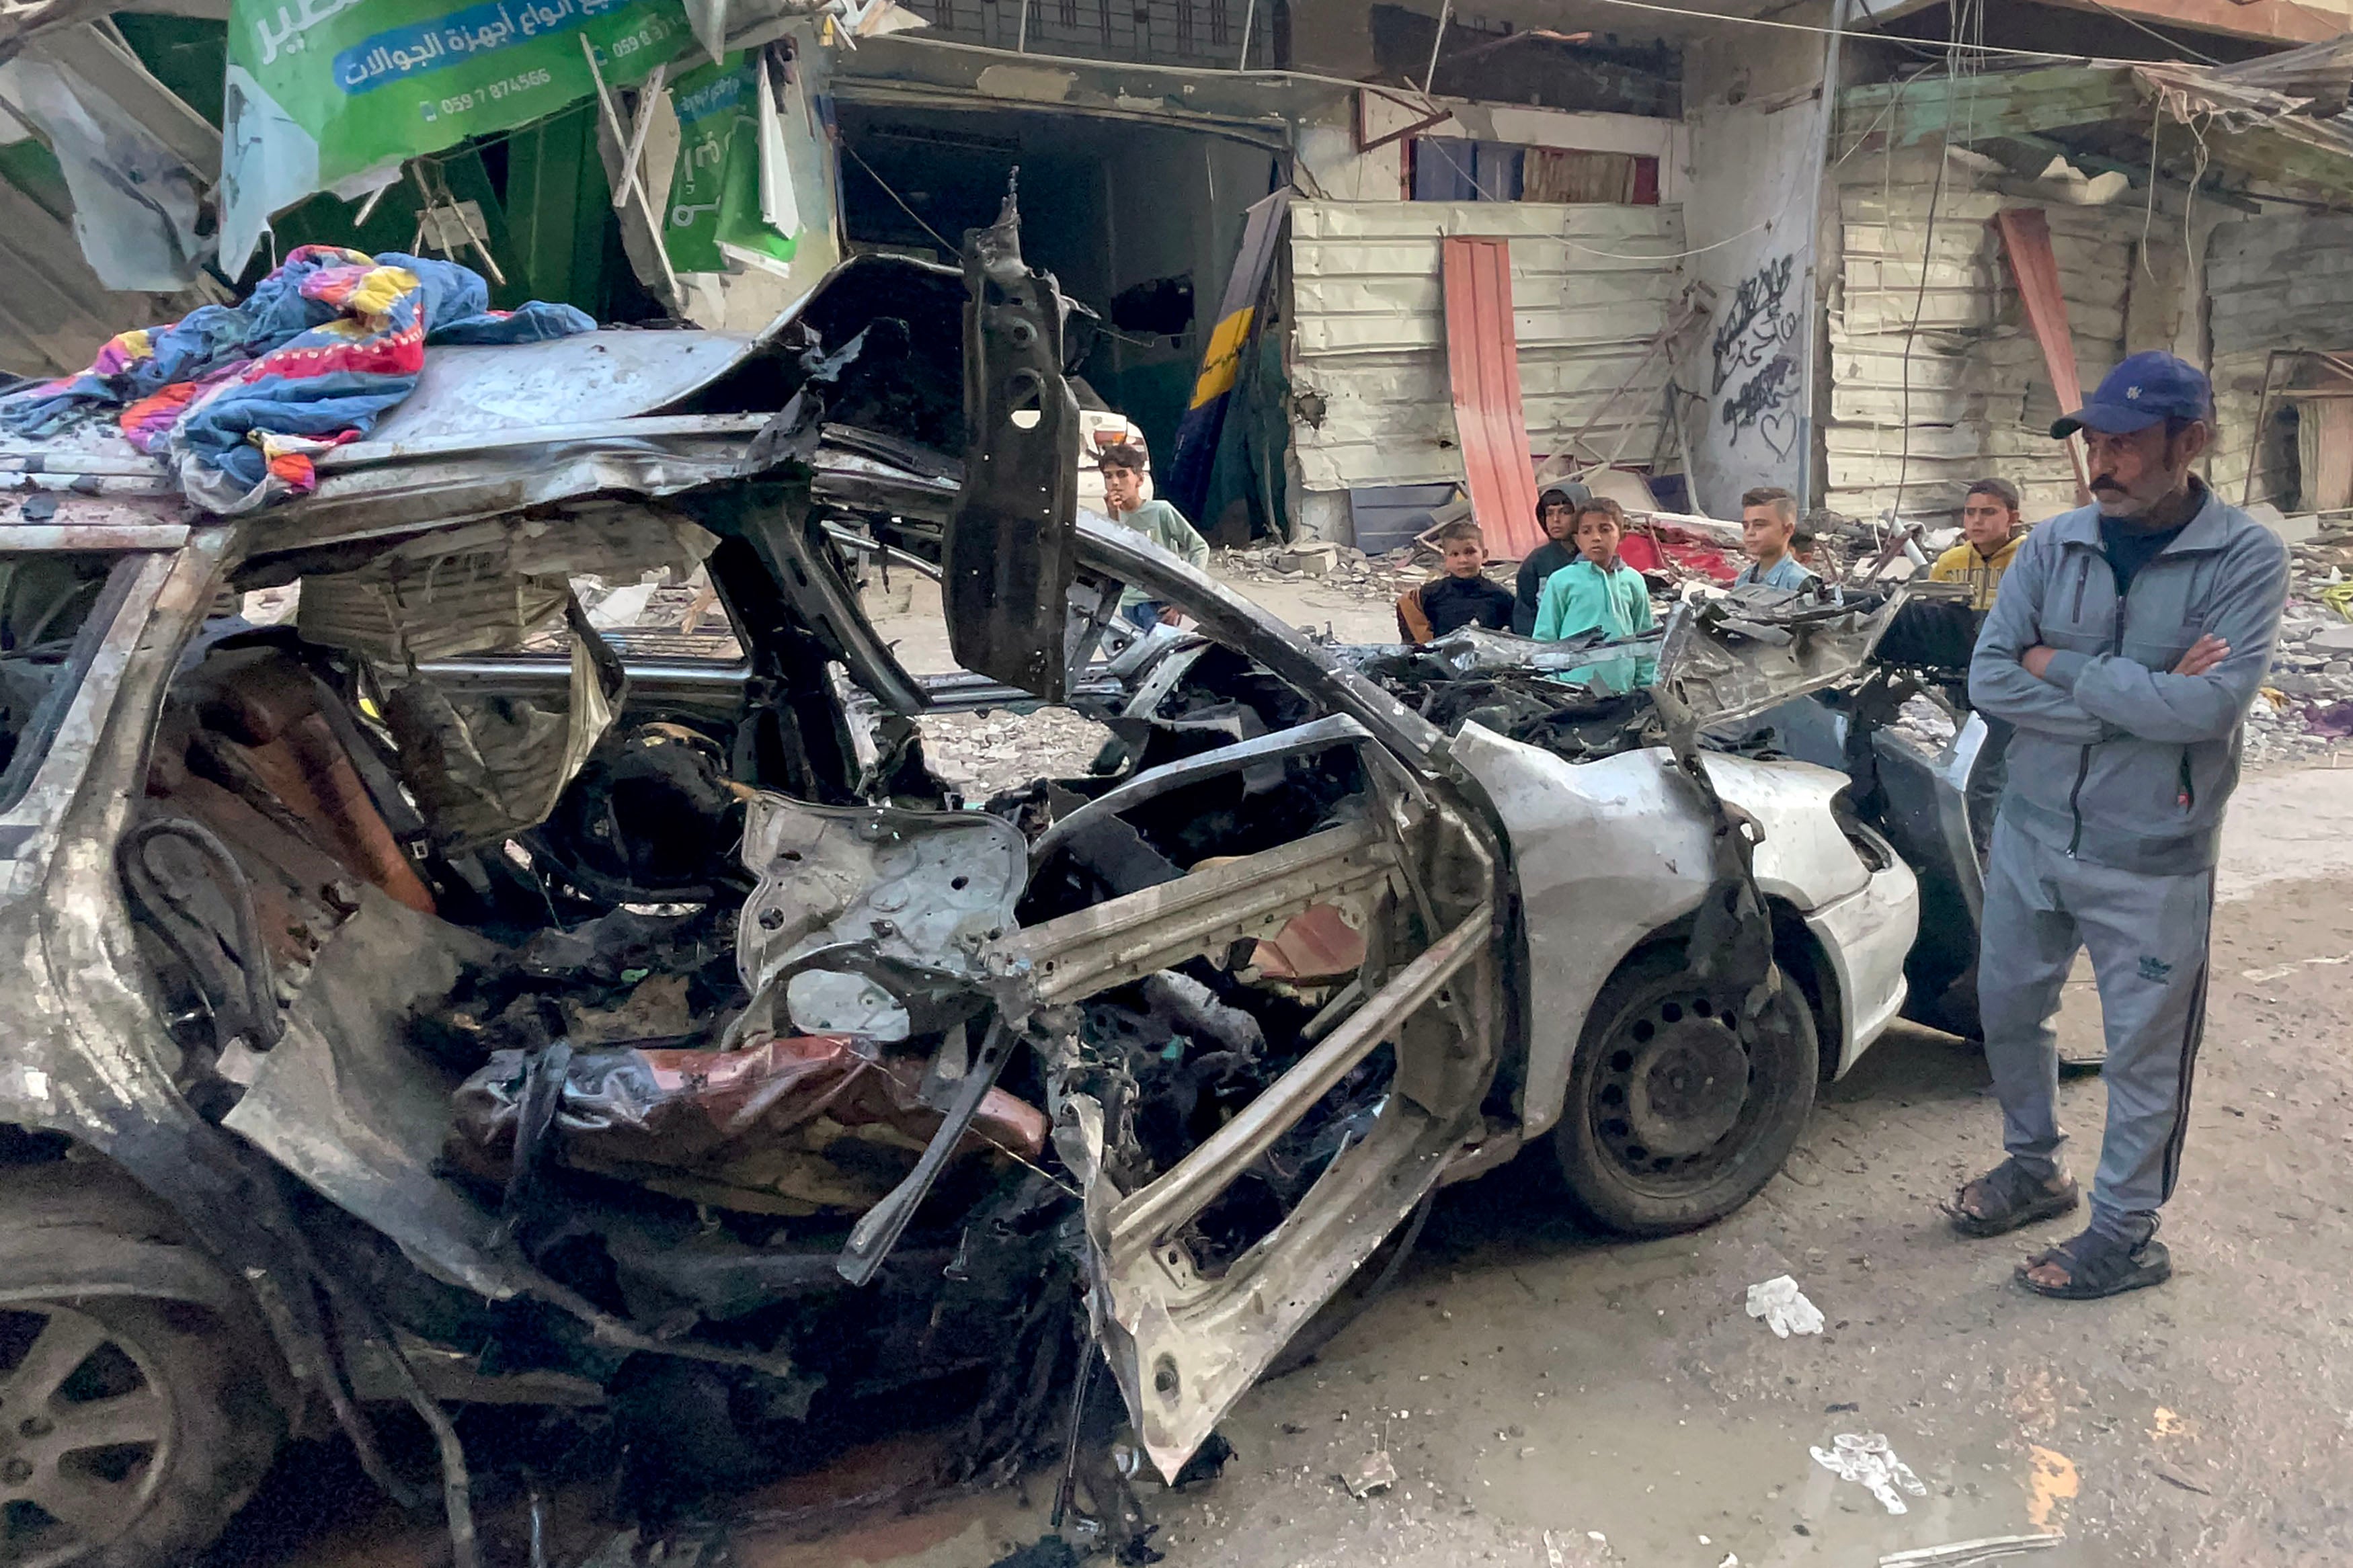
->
[1968, 487, 2289, 876]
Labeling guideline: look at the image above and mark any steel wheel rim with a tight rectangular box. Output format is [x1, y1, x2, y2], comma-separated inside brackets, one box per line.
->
[0, 1304, 178, 1568]
[1589, 985, 1770, 1192]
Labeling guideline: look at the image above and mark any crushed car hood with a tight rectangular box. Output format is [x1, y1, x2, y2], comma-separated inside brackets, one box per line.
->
[1650, 584, 1907, 737]
[359, 331, 762, 447]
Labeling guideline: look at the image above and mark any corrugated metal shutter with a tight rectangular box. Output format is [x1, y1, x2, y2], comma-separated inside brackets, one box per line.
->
[1347, 482, 1457, 553]
[1287, 200, 1685, 493]
[2206, 212, 2353, 507]
[894, 0, 1274, 70]
[1825, 150, 2167, 526]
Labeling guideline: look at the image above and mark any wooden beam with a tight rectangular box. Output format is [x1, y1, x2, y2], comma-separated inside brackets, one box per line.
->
[0, 172, 125, 371]
[1840, 67, 2141, 155]
[2197, 118, 2353, 204]
[1993, 208, 2093, 507]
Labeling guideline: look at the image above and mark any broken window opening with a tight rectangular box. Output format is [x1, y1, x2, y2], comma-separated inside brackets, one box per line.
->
[0, 551, 138, 811]
[1409, 137, 1663, 206]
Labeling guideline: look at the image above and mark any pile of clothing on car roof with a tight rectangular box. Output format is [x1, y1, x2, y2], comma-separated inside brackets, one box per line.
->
[0, 245, 593, 513]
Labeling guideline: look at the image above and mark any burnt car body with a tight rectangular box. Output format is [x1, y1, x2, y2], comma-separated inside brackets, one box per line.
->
[0, 212, 1921, 1567]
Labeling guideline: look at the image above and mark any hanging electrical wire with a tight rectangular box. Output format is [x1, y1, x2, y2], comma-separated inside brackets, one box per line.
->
[1884, 128, 1950, 528]
[841, 141, 960, 255]
[1885, 2, 1978, 529]
[1524, 0, 2102, 64]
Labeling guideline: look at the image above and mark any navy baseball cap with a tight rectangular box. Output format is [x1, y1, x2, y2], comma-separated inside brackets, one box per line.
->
[2051, 352, 2213, 439]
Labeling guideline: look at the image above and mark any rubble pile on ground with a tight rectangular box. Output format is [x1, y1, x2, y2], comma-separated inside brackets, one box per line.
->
[1838, 518, 2353, 768]
[2249, 523, 2353, 764]
[920, 707, 1113, 796]
[1216, 541, 1538, 623]
[1890, 692, 1960, 752]
[1218, 542, 1429, 602]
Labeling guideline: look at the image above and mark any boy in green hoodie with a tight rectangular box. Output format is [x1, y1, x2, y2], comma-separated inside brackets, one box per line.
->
[1532, 497, 1657, 693]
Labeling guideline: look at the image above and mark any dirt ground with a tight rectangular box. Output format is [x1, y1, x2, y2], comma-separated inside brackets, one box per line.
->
[218, 561, 2353, 1568]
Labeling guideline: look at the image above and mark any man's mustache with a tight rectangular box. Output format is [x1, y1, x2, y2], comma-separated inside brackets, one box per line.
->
[2089, 475, 2126, 493]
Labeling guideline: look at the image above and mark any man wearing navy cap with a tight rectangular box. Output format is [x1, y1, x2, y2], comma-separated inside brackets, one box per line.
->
[1945, 352, 2288, 1298]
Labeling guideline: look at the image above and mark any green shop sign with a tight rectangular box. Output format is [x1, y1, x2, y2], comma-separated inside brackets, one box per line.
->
[662, 52, 795, 275]
[221, 0, 696, 274]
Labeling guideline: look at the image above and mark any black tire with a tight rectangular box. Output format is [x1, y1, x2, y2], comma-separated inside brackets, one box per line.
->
[0, 1292, 285, 1568]
[1551, 941, 1819, 1237]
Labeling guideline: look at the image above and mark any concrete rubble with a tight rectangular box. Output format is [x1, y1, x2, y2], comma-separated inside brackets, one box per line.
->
[918, 707, 1115, 797]
[2245, 519, 2353, 765]
[1218, 541, 1410, 597]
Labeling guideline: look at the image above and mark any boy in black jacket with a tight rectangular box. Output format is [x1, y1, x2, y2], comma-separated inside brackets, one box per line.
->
[1512, 486, 1586, 634]
[1398, 520, 1514, 641]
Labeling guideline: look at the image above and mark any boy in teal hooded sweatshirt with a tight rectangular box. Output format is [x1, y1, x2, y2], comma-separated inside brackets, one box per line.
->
[1532, 497, 1657, 693]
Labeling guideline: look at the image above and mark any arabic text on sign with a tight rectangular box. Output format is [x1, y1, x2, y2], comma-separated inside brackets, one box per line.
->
[329, 0, 631, 93]
[253, 0, 370, 67]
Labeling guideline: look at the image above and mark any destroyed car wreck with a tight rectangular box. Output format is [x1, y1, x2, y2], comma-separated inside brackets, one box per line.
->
[1339, 581, 1995, 1043]
[0, 203, 1922, 1568]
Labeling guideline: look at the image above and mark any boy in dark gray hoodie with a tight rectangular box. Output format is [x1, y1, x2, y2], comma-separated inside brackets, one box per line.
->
[1950, 353, 2288, 1299]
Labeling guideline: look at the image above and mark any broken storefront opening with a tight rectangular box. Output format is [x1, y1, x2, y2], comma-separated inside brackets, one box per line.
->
[832, 95, 1293, 542]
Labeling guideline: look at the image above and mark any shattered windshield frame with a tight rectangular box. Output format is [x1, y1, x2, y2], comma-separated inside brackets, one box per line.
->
[0, 551, 148, 816]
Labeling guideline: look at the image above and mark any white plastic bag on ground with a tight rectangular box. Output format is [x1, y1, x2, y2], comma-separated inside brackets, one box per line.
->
[1746, 1274, 1825, 1337]
[1810, 1432, 1929, 1514]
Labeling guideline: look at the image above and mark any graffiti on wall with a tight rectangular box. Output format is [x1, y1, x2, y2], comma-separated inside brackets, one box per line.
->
[1712, 253, 1799, 460]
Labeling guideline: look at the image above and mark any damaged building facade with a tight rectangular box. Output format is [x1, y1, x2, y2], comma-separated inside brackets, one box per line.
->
[9, 0, 2353, 533]
[0, 0, 2350, 1561]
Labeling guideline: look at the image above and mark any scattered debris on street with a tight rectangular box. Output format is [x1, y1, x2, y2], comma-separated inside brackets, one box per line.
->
[2247, 519, 2353, 764]
[1810, 1434, 1931, 1516]
[917, 708, 1114, 798]
[1878, 1535, 2065, 1567]
[1745, 1274, 1825, 1338]
[1341, 1448, 1398, 1500]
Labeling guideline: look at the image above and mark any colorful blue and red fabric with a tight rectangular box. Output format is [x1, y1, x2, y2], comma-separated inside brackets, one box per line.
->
[0, 245, 594, 513]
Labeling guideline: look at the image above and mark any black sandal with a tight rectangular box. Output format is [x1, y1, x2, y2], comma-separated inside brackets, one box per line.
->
[2018, 1229, 2173, 1300]
[1944, 1157, 2080, 1239]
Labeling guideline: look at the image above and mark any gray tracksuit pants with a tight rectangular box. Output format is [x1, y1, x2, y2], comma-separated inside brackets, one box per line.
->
[1977, 813, 2215, 1245]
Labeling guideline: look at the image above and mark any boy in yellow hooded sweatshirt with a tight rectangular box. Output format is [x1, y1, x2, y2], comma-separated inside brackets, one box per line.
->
[1929, 477, 2025, 610]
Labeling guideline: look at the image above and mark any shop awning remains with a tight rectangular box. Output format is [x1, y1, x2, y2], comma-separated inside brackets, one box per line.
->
[1839, 34, 2353, 204]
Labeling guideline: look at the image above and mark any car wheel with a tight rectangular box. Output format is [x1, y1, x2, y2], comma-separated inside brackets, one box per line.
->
[1551, 942, 1819, 1237]
[0, 1294, 284, 1568]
